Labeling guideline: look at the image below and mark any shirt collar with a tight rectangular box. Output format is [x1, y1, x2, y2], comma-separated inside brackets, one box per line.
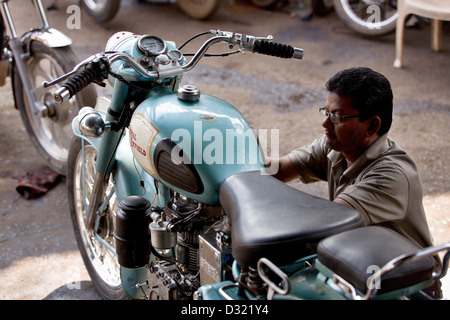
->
[327, 134, 390, 179]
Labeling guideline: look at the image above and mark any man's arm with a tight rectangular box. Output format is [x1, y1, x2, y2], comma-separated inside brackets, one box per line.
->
[266, 156, 301, 182]
[334, 197, 356, 209]
[270, 155, 355, 211]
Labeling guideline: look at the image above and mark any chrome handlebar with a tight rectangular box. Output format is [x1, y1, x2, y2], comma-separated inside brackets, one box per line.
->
[45, 30, 304, 103]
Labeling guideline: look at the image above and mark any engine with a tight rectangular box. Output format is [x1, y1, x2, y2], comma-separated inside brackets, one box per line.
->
[115, 193, 232, 300]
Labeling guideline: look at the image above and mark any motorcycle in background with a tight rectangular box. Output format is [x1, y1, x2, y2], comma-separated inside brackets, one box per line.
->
[332, 0, 398, 35]
[46, 28, 449, 300]
[0, 0, 96, 174]
[255, 0, 398, 35]
[80, 0, 398, 34]
[80, 0, 224, 22]
[80, 0, 121, 22]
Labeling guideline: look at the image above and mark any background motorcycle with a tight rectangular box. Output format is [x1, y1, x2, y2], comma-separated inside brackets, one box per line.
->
[0, 0, 96, 174]
[333, 0, 398, 35]
[256, 0, 397, 35]
[80, 0, 224, 22]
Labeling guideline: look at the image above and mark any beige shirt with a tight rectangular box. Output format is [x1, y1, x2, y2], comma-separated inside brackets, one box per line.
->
[288, 134, 434, 249]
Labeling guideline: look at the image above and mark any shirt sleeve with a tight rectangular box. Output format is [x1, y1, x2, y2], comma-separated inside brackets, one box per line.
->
[337, 162, 409, 225]
[287, 135, 330, 184]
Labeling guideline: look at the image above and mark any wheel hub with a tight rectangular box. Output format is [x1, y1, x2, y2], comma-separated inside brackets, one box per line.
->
[42, 92, 59, 119]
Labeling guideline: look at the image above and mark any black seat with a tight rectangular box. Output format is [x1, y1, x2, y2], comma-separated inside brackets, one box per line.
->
[219, 171, 364, 267]
[317, 226, 436, 295]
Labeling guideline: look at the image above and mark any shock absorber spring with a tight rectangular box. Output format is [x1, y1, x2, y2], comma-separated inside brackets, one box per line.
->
[246, 266, 266, 294]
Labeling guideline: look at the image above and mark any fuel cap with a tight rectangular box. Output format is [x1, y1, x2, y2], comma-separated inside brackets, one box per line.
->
[177, 85, 200, 102]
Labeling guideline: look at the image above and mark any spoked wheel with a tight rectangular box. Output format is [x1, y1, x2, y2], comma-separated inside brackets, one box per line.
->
[67, 137, 127, 300]
[80, 0, 121, 23]
[177, 0, 222, 20]
[12, 41, 97, 175]
[333, 0, 398, 36]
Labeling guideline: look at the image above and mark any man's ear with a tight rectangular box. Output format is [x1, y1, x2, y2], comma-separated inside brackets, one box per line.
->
[367, 116, 381, 136]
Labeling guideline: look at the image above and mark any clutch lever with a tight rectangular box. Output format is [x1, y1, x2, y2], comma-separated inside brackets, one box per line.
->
[42, 54, 100, 88]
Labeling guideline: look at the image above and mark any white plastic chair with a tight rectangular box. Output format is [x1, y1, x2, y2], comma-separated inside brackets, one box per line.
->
[393, 0, 450, 68]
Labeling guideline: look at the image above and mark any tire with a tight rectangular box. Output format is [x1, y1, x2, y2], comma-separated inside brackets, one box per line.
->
[250, 0, 279, 9]
[312, 0, 334, 16]
[177, 0, 222, 20]
[80, 0, 121, 23]
[333, 0, 398, 36]
[67, 137, 127, 300]
[12, 41, 97, 175]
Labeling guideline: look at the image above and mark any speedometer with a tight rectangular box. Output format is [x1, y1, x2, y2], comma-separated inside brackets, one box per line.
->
[138, 35, 167, 56]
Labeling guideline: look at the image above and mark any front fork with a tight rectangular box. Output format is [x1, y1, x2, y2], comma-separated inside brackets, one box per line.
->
[83, 81, 130, 232]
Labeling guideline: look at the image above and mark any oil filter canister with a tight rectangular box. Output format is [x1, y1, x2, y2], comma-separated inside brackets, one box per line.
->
[114, 196, 151, 268]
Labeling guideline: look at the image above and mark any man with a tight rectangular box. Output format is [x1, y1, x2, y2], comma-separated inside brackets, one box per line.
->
[269, 67, 442, 297]
[271, 67, 434, 248]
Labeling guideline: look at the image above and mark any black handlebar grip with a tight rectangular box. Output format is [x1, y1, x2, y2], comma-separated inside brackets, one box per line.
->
[253, 39, 295, 59]
[54, 57, 109, 103]
[62, 66, 98, 99]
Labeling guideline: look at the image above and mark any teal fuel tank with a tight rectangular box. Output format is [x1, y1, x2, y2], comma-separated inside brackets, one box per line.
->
[129, 85, 265, 205]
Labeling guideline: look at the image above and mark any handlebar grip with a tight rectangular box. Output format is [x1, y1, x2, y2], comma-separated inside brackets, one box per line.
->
[253, 39, 303, 59]
[53, 58, 108, 103]
[54, 67, 97, 103]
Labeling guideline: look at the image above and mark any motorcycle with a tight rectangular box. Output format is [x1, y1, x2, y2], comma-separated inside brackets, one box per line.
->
[333, 0, 398, 36]
[45, 29, 449, 300]
[253, 0, 396, 35]
[80, 0, 224, 22]
[0, 0, 96, 174]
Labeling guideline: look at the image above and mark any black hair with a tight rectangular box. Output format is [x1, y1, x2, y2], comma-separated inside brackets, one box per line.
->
[325, 67, 393, 135]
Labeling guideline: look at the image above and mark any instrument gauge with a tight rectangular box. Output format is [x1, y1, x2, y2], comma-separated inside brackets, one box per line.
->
[138, 35, 167, 56]
[167, 50, 183, 62]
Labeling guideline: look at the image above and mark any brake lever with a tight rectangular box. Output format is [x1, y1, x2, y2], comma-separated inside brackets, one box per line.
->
[209, 30, 273, 52]
[42, 54, 99, 88]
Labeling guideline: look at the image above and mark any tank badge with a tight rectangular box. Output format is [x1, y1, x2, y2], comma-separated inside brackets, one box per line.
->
[129, 113, 159, 176]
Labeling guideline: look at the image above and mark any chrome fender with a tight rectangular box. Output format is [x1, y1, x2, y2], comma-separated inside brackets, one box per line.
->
[26, 28, 72, 48]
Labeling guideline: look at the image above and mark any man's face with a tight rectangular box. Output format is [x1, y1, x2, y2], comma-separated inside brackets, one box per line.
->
[322, 92, 371, 160]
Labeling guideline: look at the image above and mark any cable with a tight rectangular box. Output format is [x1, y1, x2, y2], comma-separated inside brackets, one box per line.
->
[178, 31, 211, 51]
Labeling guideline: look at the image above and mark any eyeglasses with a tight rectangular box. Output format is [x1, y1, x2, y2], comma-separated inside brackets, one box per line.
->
[319, 107, 362, 124]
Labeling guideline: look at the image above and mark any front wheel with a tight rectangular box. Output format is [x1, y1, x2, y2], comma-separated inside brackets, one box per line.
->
[333, 0, 398, 36]
[80, 0, 121, 23]
[177, 0, 222, 20]
[67, 137, 127, 300]
[12, 41, 97, 175]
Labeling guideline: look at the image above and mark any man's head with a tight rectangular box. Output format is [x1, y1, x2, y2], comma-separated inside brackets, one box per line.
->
[321, 67, 393, 164]
[325, 67, 393, 136]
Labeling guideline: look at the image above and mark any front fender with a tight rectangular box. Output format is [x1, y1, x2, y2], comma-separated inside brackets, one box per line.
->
[25, 28, 72, 48]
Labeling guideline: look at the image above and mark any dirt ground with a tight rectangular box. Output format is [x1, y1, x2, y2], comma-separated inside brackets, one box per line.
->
[0, 0, 448, 300]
